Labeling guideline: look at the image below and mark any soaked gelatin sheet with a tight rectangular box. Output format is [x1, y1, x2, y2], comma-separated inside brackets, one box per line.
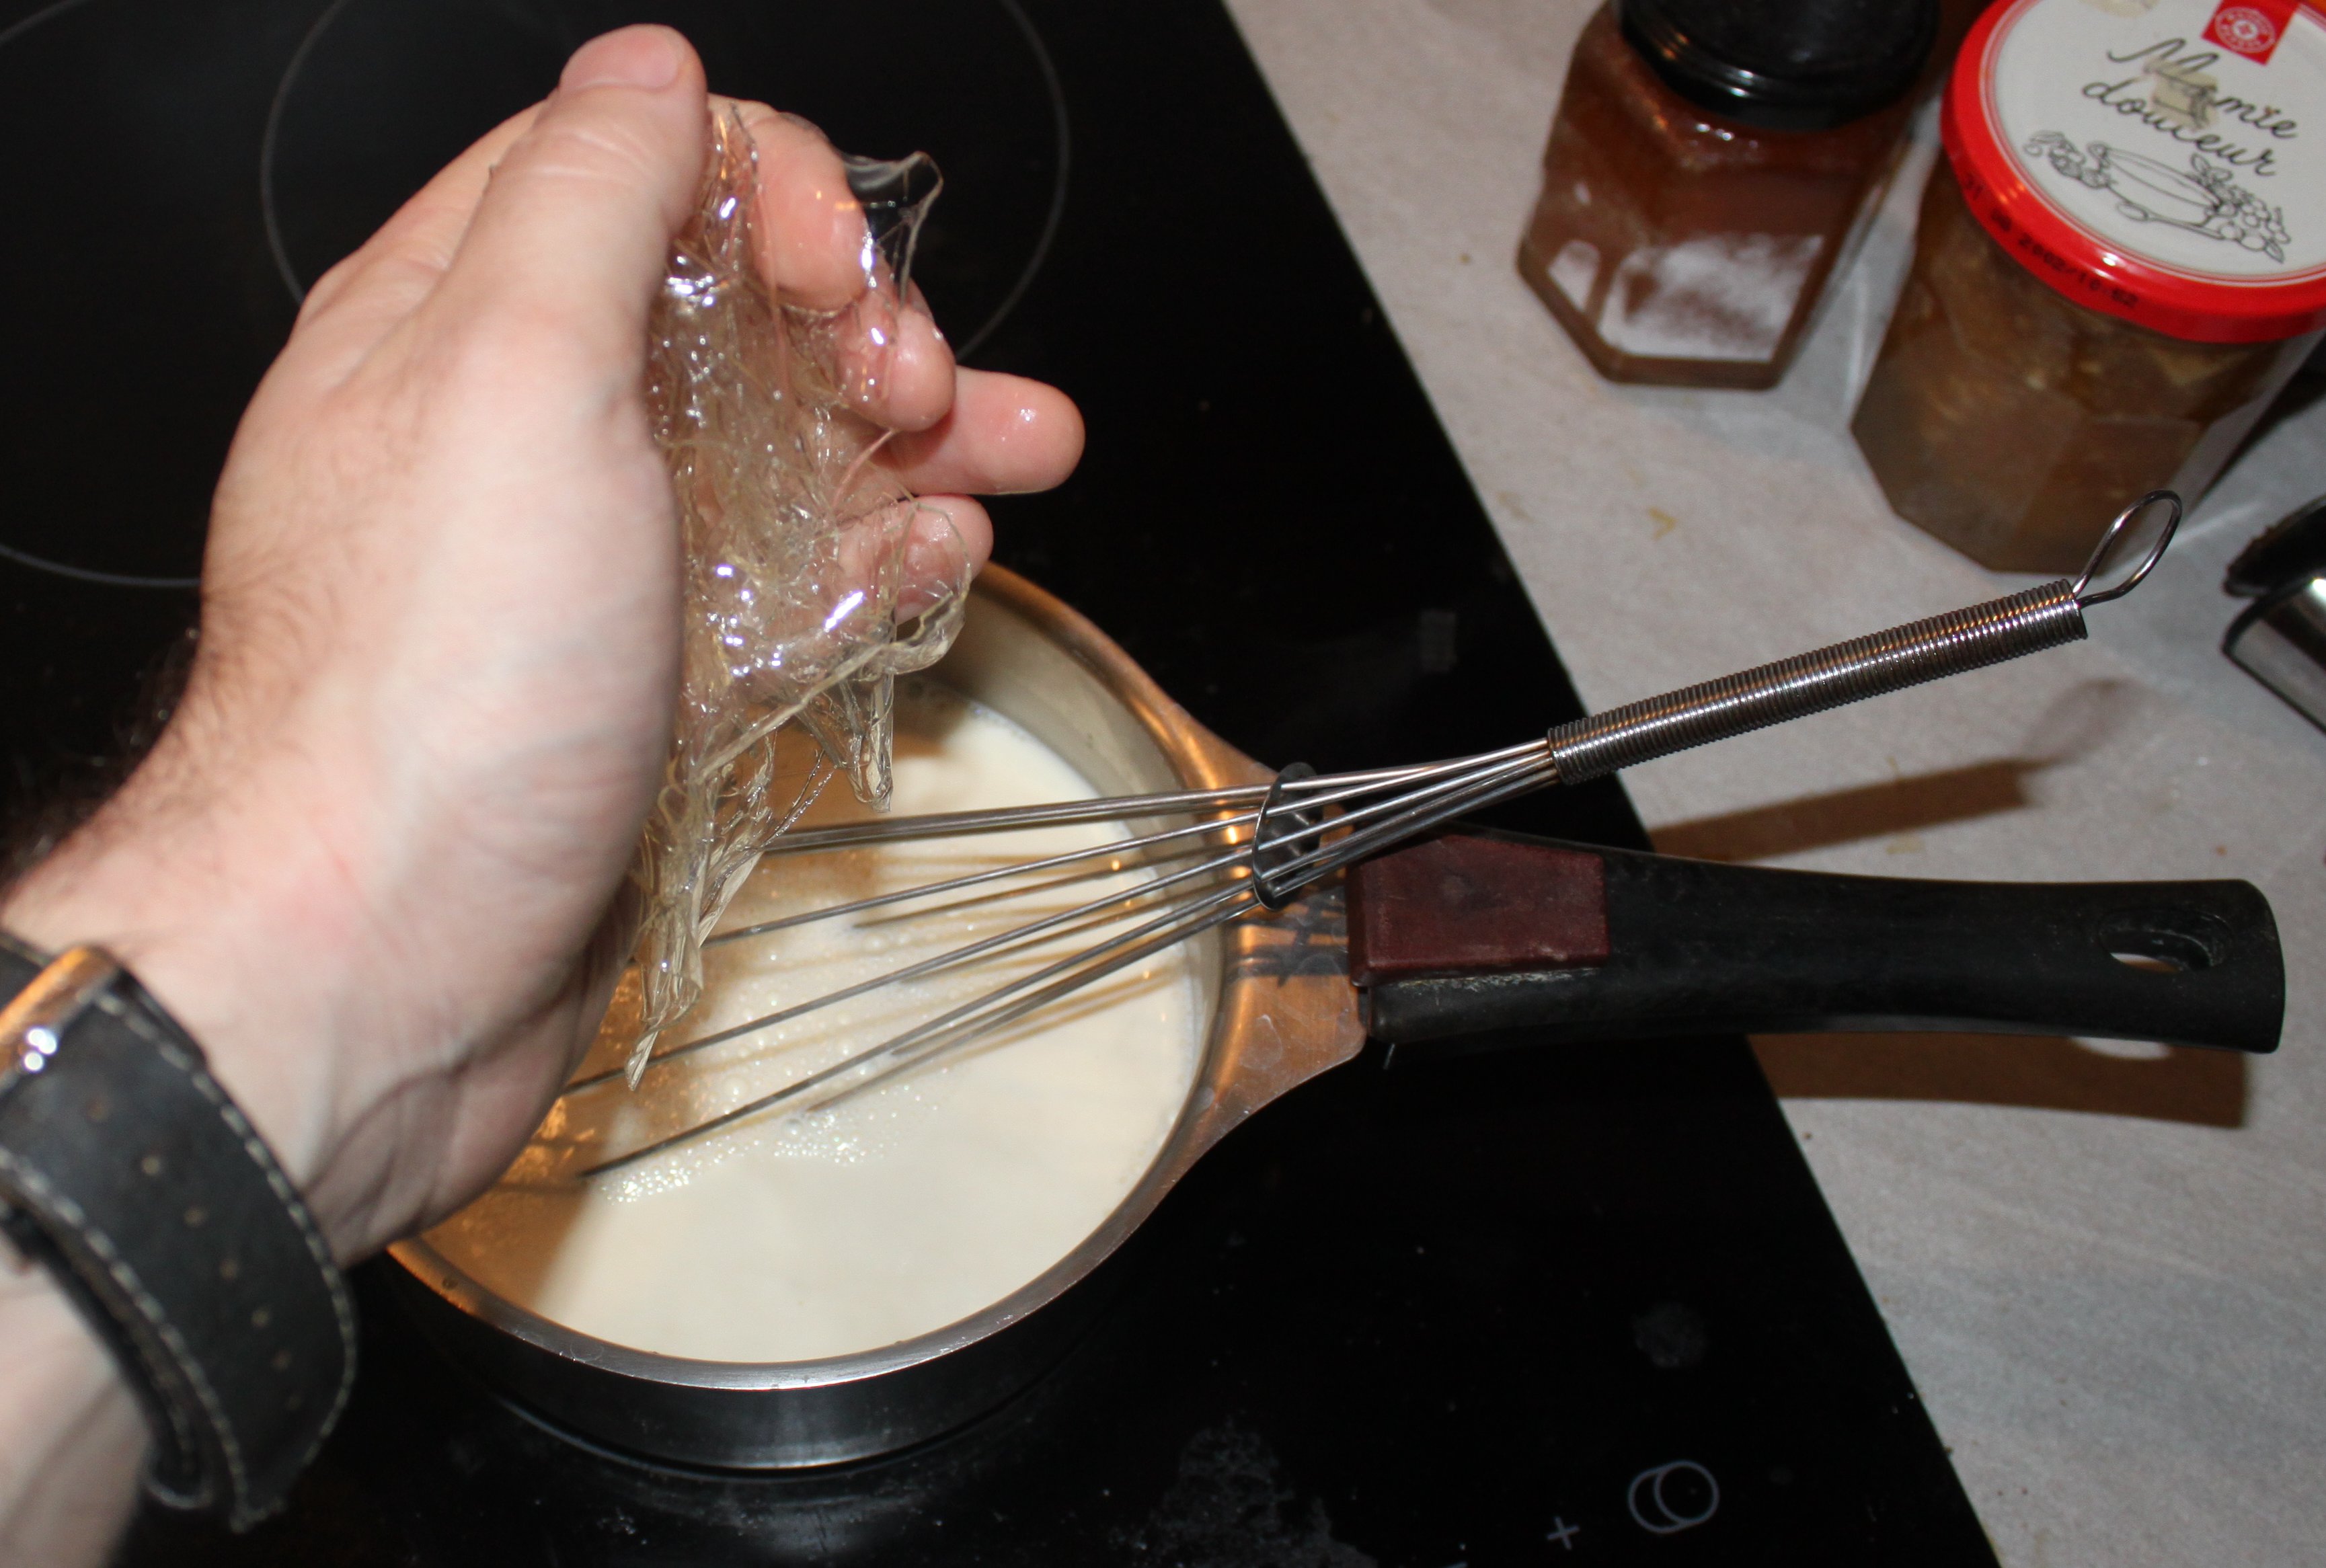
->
[624, 111, 967, 1081]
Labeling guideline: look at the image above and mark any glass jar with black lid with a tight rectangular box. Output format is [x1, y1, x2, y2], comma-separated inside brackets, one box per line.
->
[1519, 0, 1938, 389]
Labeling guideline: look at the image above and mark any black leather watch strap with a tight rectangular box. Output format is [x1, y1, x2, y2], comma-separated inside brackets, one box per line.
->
[0, 936, 354, 1529]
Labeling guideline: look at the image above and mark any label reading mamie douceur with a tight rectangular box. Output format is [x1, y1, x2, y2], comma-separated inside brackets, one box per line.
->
[1980, 0, 2325, 288]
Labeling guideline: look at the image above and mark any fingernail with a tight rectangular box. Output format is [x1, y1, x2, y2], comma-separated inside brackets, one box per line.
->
[563, 26, 684, 92]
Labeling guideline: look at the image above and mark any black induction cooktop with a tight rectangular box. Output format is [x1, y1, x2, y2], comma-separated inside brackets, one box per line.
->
[0, 0, 1995, 1561]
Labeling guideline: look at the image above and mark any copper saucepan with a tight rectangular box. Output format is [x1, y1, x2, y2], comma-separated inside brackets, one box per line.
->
[386, 566, 2281, 1468]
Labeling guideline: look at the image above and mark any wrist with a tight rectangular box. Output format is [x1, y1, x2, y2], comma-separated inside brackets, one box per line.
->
[0, 933, 362, 1528]
[0, 746, 379, 1253]
[0, 722, 621, 1261]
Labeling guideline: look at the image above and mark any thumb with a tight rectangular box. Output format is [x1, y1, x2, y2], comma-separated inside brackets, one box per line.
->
[422, 26, 708, 370]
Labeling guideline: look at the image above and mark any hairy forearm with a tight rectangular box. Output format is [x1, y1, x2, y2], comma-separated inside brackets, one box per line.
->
[0, 1257, 144, 1567]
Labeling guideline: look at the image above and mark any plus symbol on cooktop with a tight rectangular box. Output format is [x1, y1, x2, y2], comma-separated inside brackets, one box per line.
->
[1547, 1516, 1584, 1551]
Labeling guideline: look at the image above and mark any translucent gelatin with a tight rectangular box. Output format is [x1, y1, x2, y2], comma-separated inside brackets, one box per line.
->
[627, 113, 970, 1079]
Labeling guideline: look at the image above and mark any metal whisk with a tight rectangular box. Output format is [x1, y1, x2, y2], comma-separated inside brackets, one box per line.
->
[571, 493, 2180, 1177]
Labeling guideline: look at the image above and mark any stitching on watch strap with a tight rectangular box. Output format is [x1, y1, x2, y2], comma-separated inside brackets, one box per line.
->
[99, 995, 360, 1487]
[0, 943, 358, 1526]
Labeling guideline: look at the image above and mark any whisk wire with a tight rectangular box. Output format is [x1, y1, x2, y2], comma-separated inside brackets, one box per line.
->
[578, 884, 1253, 1178]
[1250, 746, 1555, 904]
[752, 784, 1270, 856]
[707, 809, 1259, 946]
[566, 843, 1253, 1095]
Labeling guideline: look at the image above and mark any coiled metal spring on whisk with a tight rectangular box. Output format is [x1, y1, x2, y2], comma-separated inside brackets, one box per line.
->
[572, 493, 2179, 1176]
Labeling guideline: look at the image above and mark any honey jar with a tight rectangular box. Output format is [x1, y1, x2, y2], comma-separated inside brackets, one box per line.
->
[1519, 0, 1937, 389]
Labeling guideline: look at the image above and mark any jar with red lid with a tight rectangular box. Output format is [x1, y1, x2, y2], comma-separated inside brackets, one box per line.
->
[1853, 0, 2326, 573]
[1518, 0, 1937, 389]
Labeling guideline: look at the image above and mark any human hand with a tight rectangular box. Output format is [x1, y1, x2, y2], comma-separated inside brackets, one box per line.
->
[0, 25, 1084, 1262]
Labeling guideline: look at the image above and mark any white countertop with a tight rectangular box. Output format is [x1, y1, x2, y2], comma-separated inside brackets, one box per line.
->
[1220, 0, 2326, 1559]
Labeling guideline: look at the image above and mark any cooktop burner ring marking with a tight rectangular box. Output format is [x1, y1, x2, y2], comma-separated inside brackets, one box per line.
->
[260, 0, 354, 309]
[258, 0, 1069, 363]
[952, 0, 1068, 363]
[0, 0, 206, 588]
[0, 539, 200, 590]
[0, 0, 98, 53]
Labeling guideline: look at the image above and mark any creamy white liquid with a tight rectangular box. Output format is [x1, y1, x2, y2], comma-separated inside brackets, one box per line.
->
[426, 684, 1207, 1363]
